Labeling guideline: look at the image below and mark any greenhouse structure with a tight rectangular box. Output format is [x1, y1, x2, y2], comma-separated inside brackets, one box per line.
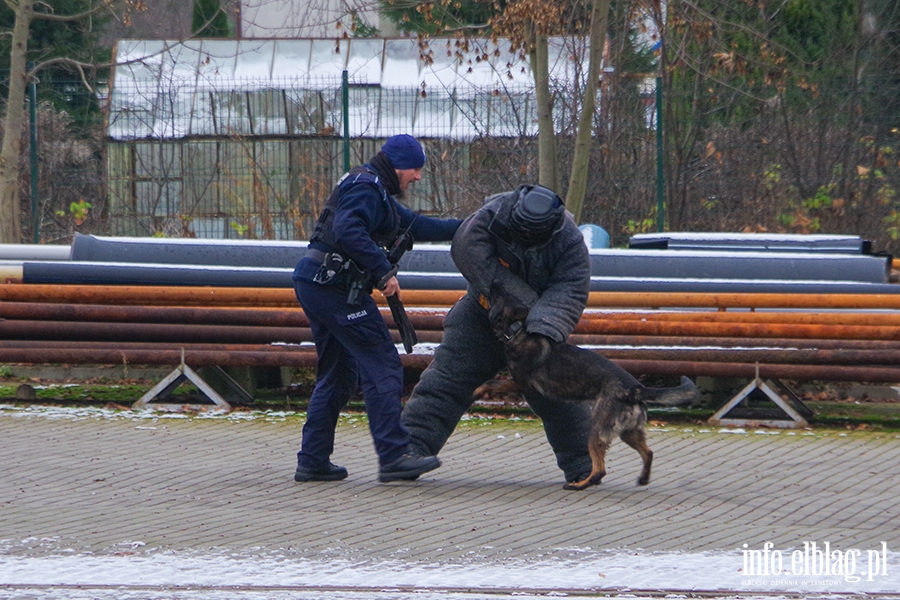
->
[106, 37, 592, 238]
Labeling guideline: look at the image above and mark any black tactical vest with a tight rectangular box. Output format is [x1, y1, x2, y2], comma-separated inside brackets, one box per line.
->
[310, 166, 400, 251]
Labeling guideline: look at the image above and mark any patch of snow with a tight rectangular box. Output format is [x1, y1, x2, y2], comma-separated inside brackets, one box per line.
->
[0, 546, 898, 596]
[0, 404, 302, 422]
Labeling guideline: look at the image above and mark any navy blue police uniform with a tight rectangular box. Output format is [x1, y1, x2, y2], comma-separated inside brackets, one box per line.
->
[292, 146, 460, 482]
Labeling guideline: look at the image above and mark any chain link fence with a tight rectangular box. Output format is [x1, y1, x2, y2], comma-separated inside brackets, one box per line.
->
[5, 69, 900, 251]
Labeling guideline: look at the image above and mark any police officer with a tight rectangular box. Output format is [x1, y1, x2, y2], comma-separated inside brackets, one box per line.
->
[400, 184, 594, 484]
[292, 134, 462, 483]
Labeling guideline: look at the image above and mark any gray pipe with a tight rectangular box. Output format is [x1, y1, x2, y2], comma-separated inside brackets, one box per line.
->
[588, 248, 889, 282]
[0, 244, 71, 261]
[70, 234, 891, 283]
[629, 232, 873, 254]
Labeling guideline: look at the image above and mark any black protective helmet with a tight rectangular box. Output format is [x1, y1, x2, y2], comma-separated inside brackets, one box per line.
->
[509, 184, 565, 245]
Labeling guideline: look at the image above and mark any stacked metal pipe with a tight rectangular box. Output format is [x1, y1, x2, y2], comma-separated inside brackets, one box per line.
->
[1, 232, 899, 385]
[1, 283, 900, 383]
[2, 233, 898, 293]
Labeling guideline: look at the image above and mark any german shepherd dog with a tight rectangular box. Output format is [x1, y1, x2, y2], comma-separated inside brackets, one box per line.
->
[475, 298, 698, 491]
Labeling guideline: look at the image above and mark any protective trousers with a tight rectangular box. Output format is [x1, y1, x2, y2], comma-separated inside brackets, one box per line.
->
[401, 294, 593, 481]
[294, 279, 410, 467]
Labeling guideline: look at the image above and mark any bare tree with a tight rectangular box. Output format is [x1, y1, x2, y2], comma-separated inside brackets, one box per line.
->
[0, 0, 243, 244]
[240, 0, 392, 37]
[384, 0, 610, 219]
[533, 35, 559, 191]
[654, 0, 899, 244]
[0, 0, 117, 244]
[564, 0, 610, 221]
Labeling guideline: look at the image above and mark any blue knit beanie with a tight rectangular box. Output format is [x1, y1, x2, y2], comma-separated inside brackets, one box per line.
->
[382, 134, 426, 170]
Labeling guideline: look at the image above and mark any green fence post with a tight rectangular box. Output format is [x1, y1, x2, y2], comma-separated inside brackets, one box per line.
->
[342, 70, 350, 173]
[655, 76, 664, 233]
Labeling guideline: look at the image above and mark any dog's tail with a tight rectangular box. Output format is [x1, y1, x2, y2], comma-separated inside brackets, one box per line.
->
[642, 376, 700, 407]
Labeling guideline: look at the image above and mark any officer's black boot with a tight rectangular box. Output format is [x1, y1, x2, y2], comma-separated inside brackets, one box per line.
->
[294, 460, 349, 482]
[379, 454, 441, 482]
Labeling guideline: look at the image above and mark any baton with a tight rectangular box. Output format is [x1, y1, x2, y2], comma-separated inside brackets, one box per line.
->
[377, 265, 418, 354]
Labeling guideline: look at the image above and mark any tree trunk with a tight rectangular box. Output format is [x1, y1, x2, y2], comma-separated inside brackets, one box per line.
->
[0, 0, 34, 244]
[564, 0, 610, 223]
[532, 34, 558, 192]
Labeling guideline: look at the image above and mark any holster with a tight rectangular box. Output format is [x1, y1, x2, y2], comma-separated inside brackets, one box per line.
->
[310, 251, 371, 305]
[343, 261, 371, 305]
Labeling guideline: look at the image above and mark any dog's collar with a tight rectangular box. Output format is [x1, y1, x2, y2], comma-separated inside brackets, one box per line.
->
[501, 320, 524, 342]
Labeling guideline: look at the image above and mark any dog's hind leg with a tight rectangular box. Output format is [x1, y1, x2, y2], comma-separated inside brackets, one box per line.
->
[563, 430, 608, 491]
[620, 428, 653, 486]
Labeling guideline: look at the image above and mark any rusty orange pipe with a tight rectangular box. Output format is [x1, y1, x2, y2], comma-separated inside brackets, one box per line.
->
[6, 284, 900, 310]
[0, 301, 446, 331]
[0, 284, 466, 307]
[585, 291, 900, 310]
[0, 347, 435, 370]
[0, 301, 309, 326]
[581, 310, 900, 327]
[5, 339, 899, 366]
[0, 319, 445, 345]
[567, 333, 900, 351]
[0, 284, 298, 306]
[573, 318, 900, 341]
[0, 340, 315, 351]
[6, 317, 900, 350]
[0, 337, 880, 353]
[8, 299, 900, 331]
[2, 345, 900, 383]
[7, 298, 900, 343]
[600, 347, 900, 366]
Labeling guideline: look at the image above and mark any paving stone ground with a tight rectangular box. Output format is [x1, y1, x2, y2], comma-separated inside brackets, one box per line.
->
[2, 408, 899, 568]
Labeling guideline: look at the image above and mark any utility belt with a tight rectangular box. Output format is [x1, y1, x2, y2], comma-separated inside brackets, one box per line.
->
[308, 248, 373, 304]
[308, 247, 417, 354]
